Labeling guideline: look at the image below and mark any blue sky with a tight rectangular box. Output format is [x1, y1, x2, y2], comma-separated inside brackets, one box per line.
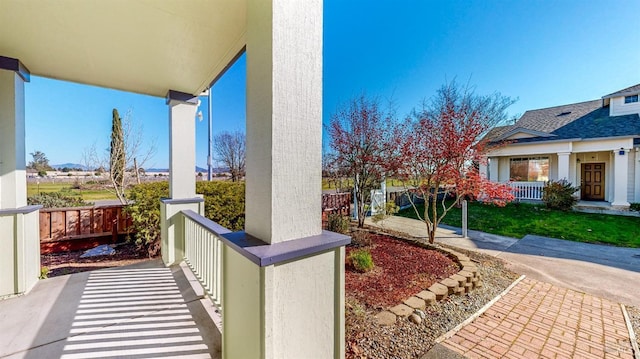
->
[25, 0, 640, 168]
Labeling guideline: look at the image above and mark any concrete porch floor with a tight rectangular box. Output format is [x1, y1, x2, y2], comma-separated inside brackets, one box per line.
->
[0, 259, 221, 359]
[574, 201, 640, 217]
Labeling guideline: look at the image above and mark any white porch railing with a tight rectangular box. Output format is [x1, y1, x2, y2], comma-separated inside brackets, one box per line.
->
[181, 209, 230, 311]
[509, 181, 544, 200]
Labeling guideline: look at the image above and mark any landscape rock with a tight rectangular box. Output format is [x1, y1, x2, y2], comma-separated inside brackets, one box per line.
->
[80, 244, 115, 258]
[374, 311, 397, 326]
[390, 304, 413, 317]
[428, 283, 448, 300]
[416, 290, 436, 304]
[404, 296, 426, 310]
[408, 313, 422, 325]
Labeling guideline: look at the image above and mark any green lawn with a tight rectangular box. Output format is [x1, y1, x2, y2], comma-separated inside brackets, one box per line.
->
[27, 183, 117, 201]
[397, 201, 640, 248]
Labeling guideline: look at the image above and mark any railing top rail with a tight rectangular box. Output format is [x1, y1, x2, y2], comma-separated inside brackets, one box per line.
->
[181, 209, 350, 267]
[39, 204, 127, 213]
[0, 205, 42, 216]
[182, 209, 232, 235]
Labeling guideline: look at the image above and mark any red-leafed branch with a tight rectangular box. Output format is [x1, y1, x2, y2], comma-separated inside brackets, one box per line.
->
[327, 95, 395, 227]
[387, 81, 516, 243]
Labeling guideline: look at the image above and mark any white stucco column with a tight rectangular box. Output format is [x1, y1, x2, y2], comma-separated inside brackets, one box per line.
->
[0, 56, 40, 297]
[167, 91, 198, 199]
[488, 157, 499, 182]
[0, 56, 29, 209]
[222, 1, 349, 358]
[611, 149, 630, 208]
[245, 0, 322, 244]
[557, 152, 570, 181]
[160, 91, 204, 266]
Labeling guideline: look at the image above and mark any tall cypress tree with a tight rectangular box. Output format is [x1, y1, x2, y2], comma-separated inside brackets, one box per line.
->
[110, 108, 125, 188]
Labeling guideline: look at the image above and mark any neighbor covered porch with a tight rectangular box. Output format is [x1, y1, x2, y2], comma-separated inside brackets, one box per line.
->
[480, 138, 639, 208]
[0, 1, 348, 358]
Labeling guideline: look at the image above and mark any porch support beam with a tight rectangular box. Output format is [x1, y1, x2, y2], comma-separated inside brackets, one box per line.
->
[0, 56, 29, 209]
[161, 91, 203, 266]
[0, 56, 40, 297]
[557, 152, 570, 182]
[223, 1, 348, 358]
[611, 149, 630, 208]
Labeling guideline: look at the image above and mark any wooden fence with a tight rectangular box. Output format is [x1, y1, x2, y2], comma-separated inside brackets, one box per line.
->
[39, 204, 133, 254]
[321, 192, 352, 228]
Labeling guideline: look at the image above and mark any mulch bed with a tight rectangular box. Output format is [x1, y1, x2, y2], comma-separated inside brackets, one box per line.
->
[41, 242, 154, 277]
[346, 233, 459, 309]
[345, 232, 520, 359]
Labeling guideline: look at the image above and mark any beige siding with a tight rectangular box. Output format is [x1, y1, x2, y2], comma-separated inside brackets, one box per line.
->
[610, 96, 640, 116]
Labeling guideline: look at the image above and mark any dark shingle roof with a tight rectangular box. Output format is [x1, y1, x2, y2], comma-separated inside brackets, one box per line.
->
[484, 125, 512, 142]
[516, 106, 640, 143]
[489, 99, 640, 144]
[514, 100, 602, 134]
[602, 83, 640, 99]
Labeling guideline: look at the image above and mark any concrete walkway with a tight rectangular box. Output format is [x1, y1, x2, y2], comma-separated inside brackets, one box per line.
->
[0, 260, 221, 359]
[366, 216, 640, 307]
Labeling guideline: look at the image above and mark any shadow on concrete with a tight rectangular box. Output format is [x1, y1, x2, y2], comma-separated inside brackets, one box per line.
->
[0, 259, 221, 359]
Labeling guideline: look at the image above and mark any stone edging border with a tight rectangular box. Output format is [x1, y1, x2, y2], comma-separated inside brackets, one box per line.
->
[434, 275, 526, 343]
[620, 304, 640, 359]
[360, 227, 485, 326]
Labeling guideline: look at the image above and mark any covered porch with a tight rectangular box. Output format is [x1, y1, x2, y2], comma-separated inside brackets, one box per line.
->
[481, 139, 638, 208]
[0, 1, 349, 358]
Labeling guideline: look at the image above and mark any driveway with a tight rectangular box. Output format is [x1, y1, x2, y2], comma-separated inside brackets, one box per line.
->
[366, 216, 640, 307]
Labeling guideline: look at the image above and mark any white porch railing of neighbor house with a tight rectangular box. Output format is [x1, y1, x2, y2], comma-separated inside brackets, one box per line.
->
[181, 209, 230, 311]
[509, 181, 544, 200]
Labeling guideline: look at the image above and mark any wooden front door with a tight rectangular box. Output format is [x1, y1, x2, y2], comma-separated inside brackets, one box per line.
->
[581, 163, 605, 200]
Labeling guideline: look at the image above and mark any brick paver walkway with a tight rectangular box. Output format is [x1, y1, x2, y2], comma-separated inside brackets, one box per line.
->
[440, 278, 635, 359]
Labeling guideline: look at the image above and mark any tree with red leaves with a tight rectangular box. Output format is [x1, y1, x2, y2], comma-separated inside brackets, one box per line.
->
[328, 95, 394, 227]
[389, 81, 516, 243]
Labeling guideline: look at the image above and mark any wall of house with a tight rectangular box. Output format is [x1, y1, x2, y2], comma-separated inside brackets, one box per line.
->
[610, 96, 640, 116]
[635, 148, 640, 202]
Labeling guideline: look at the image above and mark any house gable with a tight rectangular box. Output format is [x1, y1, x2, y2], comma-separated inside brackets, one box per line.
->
[498, 127, 556, 140]
[602, 83, 640, 116]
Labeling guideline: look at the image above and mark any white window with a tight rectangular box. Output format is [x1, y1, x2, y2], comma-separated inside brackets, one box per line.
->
[624, 95, 639, 104]
[509, 157, 549, 181]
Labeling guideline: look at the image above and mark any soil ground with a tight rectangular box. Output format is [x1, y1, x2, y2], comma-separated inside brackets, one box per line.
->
[41, 242, 154, 278]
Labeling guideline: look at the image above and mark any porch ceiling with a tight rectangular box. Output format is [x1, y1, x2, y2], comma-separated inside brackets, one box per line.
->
[0, 0, 246, 97]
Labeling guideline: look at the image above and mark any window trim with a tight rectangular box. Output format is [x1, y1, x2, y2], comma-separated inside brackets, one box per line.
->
[509, 156, 550, 182]
[624, 94, 639, 104]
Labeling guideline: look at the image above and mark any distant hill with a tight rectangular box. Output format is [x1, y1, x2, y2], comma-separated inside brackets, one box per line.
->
[51, 164, 225, 173]
[146, 166, 227, 173]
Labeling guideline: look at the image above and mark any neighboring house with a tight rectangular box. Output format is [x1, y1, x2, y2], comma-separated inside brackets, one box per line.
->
[482, 83, 640, 208]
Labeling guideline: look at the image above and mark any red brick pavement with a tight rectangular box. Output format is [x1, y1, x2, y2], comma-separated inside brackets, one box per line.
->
[441, 278, 635, 359]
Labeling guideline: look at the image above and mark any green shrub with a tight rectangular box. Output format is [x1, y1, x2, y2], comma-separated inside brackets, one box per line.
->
[197, 181, 245, 231]
[371, 201, 399, 223]
[542, 179, 579, 211]
[327, 213, 350, 234]
[125, 181, 168, 256]
[630, 203, 640, 212]
[350, 230, 372, 247]
[39, 267, 49, 279]
[348, 248, 374, 273]
[125, 181, 246, 256]
[27, 192, 91, 208]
